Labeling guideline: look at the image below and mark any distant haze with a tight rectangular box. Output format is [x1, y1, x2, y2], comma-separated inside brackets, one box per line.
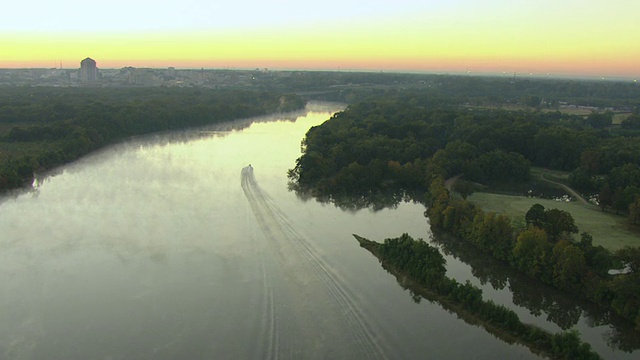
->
[1, 0, 639, 78]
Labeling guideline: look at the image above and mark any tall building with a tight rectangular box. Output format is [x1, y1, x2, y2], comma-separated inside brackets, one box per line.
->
[80, 57, 98, 82]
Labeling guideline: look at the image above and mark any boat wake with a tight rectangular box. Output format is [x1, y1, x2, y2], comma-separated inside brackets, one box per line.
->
[241, 166, 386, 359]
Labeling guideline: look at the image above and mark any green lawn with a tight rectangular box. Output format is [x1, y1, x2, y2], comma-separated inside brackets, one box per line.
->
[612, 113, 631, 125]
[468, 192, 640, 251]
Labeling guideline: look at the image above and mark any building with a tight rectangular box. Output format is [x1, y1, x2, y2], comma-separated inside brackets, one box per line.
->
[80, 57, 98, 82]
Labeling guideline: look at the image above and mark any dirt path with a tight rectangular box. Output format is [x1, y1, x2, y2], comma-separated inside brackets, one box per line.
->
[538, 169, 591, 206]
[447, 171, 592, 207]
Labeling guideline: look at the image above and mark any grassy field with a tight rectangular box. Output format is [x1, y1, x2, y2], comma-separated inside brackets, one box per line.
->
[466, 104, 631, 124]
[469, 104, 593, 116]
[468, 192, 640, 251]
[554, 106, 593, 116]
[612, 113, 631, 125]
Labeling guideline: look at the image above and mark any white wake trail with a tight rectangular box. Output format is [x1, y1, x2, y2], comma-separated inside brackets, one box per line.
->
[240, 166, 386, 359]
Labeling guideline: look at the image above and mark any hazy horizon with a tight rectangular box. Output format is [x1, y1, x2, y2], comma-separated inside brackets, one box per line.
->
[3, 66, 636, 83]
[3, 0, 639, 79]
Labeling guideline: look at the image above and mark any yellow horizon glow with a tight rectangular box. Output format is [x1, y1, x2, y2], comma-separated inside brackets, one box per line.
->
[2, 4, 639, 78]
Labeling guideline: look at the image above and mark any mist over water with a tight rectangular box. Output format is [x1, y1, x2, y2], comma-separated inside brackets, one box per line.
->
[1, 103, 632, 359]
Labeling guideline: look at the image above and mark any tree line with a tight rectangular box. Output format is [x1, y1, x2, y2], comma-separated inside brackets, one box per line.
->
[356, 233, 602, 360]
[289, 92, 640, 223]
[288, 91, 640, 333]
[0, 86, 305, 192]
[429, 228, 640, 351]
[427, 178, 640, 330]
[259, 71, 640, 110]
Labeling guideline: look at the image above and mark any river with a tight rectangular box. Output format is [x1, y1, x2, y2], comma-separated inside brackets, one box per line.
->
[0, 102, 636, 359]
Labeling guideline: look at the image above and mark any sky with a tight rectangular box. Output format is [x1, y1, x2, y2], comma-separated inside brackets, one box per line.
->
[2, 0, 639, 78]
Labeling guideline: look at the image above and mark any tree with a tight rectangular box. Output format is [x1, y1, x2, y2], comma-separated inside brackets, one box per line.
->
[580, 149, 601, 175]
[524, 205, 579, 241]
[452, 179, 475, 200]
[521, 95, 542, 107]
[465, 149, 530, 183]
[608, 253, 640, 330]
[430, 140, 478, 177]
[544, 209, 579, 241]
[577, 232, 614, 277]
[616, 246, 640, 273]
[490, 214, 515, 261]
[551, 240, 588, 291]
[586, 111, 613, 129]
[598, 183, 613, 211]
[629, 197, 640, 225]
[612, 187, 627, 215]
[470, 212, 514, 261]
[513, 227, 551, 279]
[533, 126, 597, 170]
[609, 163, 640, 190]
[569, 167, 596, 193]
[525, 204, 546, 228]
[427, 177, 451, 227]
[621, 114, 640, 129]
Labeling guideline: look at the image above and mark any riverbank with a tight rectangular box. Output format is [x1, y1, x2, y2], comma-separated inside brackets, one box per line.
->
[445, 170, 638, 250]
[354, 234, 602, 360]
[0, 87, 305, 193]
[468, 192, 639, 250]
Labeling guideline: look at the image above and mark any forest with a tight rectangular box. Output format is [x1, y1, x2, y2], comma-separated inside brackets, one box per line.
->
[0, 86, 304, 192]
[288, 84, 640, 332]
[3, 74, 639, 326]
[2, 72, 638, 358]
[260, 71, 640, 110]
[289, 92, 640, 224]
[426, 177, 640, 330]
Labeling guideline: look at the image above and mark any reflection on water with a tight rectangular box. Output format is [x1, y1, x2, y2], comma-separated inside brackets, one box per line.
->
[430, 229, 640, 355]
[357, 237, 560, 359]
[0, 102, 635, 359]
[290, 186, 413, 212]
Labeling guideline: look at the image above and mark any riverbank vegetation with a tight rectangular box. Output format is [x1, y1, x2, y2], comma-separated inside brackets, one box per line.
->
[355, 233, 603, 360]
[468, 192, 639, 250]
[289, 89, 640, 227]
[428, 228, 640, 352]
[265, 71, 640, 110]
[0, 86, 305, 192]
[427, 178, 640, 330]
[288, 83, 640, 230]
[288, 85, 640, 346]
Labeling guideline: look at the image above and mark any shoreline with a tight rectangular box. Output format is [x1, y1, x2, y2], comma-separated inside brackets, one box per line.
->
[353, 234, 603, 360]
[0, 92, 310, 195]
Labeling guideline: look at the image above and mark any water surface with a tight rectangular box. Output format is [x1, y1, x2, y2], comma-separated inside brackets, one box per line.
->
[0, 103, 634, 359]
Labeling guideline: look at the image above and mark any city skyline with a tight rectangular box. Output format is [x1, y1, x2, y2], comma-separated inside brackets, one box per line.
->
[2, 0, 639, 79]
